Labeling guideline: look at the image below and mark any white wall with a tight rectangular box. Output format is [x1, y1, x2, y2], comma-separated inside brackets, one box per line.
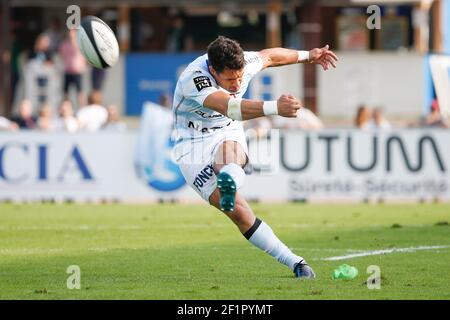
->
[249, 63, 304, 100]
[318, 52, 425, 118]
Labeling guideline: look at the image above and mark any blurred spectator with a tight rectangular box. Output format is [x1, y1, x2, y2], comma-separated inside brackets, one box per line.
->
[103, 105, 127, 132]
[37, 104, 56, 132]
[10, 27, 21, 107]
[59, 29, 87, 109]
[0, 117, 19, 132]
[297, 108, 323, 130]
[166, 15, 188, 52]
[285, 12, 303, 49]
[10, 99, 37, 129]
[244, 117, 272, 138]
[421, 99, 449, 128]
[55, 99, 79, 133]
[271, 108, 323, 131]
[24, 33, 59, 109]
[92, 68, 106, 95]
[159, 93, 172, 108]
[355, 105, 372, 130]
[76, 91, 108, 132]
[43, 17, 64, 54]
[368, 107, 391, 130]
[29, 33, 53, 65]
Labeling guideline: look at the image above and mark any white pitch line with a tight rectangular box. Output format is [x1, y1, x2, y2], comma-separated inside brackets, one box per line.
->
[322, 245, 450, 261]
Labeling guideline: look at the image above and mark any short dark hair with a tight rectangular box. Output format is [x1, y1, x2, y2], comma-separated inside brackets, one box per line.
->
[207, 36, 245, 73]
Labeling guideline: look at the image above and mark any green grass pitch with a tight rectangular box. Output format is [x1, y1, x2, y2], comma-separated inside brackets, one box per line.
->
[0, 202, 449, 299]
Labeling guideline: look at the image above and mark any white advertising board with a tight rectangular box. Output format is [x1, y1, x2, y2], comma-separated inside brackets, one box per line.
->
[244, 129, 450, 202]
[1, 129, 449, 203]
[0, 131, 198, 202]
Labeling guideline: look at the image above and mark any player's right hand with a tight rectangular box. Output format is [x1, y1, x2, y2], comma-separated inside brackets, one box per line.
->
[277, 94, 302, 118]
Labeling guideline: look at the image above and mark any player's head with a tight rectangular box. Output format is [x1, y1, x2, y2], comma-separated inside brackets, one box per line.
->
[207, 36, 245, 93]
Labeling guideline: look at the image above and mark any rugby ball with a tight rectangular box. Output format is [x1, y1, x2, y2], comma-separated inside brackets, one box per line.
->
[76, 16, 119, 69]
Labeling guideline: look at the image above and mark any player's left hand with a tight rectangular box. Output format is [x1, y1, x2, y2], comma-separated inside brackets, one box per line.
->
[308, 45, 339, 71]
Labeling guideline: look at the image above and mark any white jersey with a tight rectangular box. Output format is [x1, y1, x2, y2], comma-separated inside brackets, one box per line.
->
[172, 52, 263, 143]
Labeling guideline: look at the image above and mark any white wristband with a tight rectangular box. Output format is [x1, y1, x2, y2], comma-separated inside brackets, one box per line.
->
[297, 50, 310, 62]
[263, 100, 278, 116]
[227, 97, 243, 120]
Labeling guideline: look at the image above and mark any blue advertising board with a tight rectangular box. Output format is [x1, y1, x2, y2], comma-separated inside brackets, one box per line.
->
[444, 0, 450, 54]
[125, 53, 200, 115]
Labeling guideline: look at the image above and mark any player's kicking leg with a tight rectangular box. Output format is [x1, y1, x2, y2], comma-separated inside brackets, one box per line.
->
[209, 140, 315, 279]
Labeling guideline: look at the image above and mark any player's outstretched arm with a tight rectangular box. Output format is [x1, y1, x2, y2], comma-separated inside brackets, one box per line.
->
[259, 45, 338, 71]
[203, 91, 301, 121]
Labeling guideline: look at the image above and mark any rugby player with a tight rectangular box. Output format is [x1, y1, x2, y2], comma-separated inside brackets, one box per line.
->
[172, 36, 338, 278]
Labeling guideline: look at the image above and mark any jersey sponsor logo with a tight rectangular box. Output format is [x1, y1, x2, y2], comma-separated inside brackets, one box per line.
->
[193, 165, 215, 190]
[194, 110, 224, 119]
[245, 55, 259, 65]
[193, 76, 212, 92]
[188, 120, 232, 133]
[188, 121, 209, 133]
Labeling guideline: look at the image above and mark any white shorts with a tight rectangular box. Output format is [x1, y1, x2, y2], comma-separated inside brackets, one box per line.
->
[173, 123, 248, 202]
